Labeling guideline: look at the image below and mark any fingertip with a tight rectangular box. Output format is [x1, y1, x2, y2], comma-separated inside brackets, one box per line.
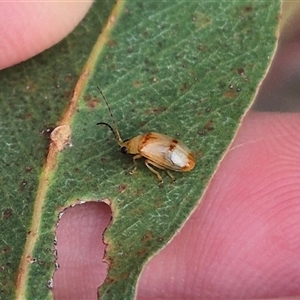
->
[0, 1, 93, 70]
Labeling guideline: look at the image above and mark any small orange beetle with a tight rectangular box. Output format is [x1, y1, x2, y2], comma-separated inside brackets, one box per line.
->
[97, 88, 195, 183]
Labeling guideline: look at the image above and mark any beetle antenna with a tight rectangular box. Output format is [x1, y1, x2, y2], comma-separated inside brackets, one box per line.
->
[97, 87, 123, 146]
[97, 122, 123, 146]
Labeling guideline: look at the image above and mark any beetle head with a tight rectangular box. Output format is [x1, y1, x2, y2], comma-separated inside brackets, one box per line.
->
[120, 139, 130, 154]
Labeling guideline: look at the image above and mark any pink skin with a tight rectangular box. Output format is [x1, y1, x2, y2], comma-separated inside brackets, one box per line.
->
[0, 2, 92, 70]
[3, 2, 300, 299]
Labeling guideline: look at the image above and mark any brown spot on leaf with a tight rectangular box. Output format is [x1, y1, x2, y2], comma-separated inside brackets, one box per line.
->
[198, 44, 206, 51]
[243, 6, 253, 13]
[179, 82, 189, 92]
[142, 30, 148, 39]
[2, 246, 11, 254]
[117, 184, 127, 193]
[65, 74, 74, 82]
[133, 80, 141, 88]
[25, 82, 36, 92]
[141, 231, 154, 243]
[145, 106, 166, 115]
[2, 209, 12, 220]
[19, 180, 27, 192]
[120, 272, 130, 280]
[63, 89, 73, 99]
[224, 90, 238, 99]
[127, 46, 133, 53]
[192, 12, 211, 28]
[237, 68, 245, 76]
[204, 120, 214, 131]
[24, 166, 32, 173]
[88, 99, 100, 109]
[84, 94, 100, 109]
[23, 113, 32, 120]
[194, 150, 203, 159]
[105, 276, 116, 284]
[137, 248, 148, 257]
[107, 39, 117, 47]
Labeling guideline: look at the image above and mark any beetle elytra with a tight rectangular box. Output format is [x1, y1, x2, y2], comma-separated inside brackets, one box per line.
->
[97, 87, 195, 183]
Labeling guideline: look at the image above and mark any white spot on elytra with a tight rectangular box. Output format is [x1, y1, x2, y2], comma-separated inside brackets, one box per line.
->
[170, 149, 187, 167]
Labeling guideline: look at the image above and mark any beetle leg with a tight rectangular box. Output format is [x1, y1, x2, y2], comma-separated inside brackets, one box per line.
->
[145, 160, 176, 183]
[145, 160, 163, 183]
[130, 154, 143, 175]
[165, 170, 176, 183]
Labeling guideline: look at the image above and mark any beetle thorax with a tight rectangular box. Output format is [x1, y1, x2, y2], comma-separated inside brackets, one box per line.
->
[122, 134, 144, 154]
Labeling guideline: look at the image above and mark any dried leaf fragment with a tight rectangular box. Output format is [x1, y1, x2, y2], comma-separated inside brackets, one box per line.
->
[50, 125, 72, 151]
